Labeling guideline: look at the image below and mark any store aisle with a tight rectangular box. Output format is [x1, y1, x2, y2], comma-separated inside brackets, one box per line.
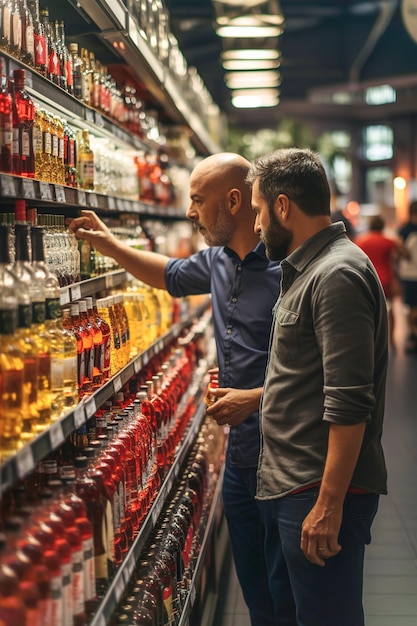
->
[213, 300, 417, 626]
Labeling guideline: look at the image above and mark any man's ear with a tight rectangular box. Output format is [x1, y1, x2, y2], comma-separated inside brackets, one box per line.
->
[273, 194, 290, 222]
[228, 188, 241, 215]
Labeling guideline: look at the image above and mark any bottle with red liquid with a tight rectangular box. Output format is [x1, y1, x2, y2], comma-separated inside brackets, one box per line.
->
[80, 297, 103, 389]
[73, 454, 115, 596]
[0, 532, 27, 626]
[69, 302, 92, 396]
[12, 68, 35, 177]
[0, 57, 13, 173]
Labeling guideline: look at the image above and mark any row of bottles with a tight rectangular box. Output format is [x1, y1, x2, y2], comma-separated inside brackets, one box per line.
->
[110, 417, 227, 626]
[0, 319, 209, 625]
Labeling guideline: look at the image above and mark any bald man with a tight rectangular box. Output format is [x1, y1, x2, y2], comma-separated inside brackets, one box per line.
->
[68, 153, 283, 626]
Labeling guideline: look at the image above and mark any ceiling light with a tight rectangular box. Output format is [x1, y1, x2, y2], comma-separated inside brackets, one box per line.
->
[231, 91, 280, 108]
[225, 70, 280, 88]
[216, 15, 284, 27]
[216, 24, 283, 37]
[222, 49, 280, 61]
[222, 59, 280, 70]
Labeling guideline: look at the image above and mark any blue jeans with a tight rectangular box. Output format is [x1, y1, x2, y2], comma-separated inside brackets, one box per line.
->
[258, 489, 380, 626]
[222, 462, 278, 626]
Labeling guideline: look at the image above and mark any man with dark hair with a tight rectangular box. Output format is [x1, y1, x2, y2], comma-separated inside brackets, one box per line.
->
[68, 152, 281, 626]
[246, 147, 388, 626]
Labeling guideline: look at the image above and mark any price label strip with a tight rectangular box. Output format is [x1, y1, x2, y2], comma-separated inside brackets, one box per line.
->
[16, 445, 35, 478]
[73, 403, 86, 428]
[54, 185, 66, 203]
[49, 421, 65, 449]
[39, 181, 52, 200]
[0, 174, 17, 196]
[21, 177, 36, 199]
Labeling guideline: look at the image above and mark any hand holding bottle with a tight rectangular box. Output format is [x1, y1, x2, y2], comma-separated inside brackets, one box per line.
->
[66, 210, 120, 258]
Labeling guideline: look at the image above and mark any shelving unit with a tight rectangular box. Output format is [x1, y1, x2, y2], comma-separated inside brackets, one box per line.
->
[0, 1, 227, 622]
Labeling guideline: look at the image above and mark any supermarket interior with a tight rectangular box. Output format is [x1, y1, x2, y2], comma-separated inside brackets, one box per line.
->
[1, 0, 417, 625]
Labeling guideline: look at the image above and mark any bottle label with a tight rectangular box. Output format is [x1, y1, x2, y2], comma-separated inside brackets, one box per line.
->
[58, 136, 64, 161]
[62, 561, 72, 626]
[72, 548, 85, 616]
[33, 124, 42, 154]
[79, 159, 95, 186]
[64, 354, 77, 384]
[82, 536, 96, 602]
[113, 328, 121, 350]
[43, 130, 52, 154]
[46, 297, 60, 320]
[18, 303, 32, 328]
[0, 126, 12, 150]
[68, 138, 75, 167]
[66, 58, 73, 87]
[52, 133, 58, 157]
[49, 573, 63, 626]
[25, 23, 35, 59]
[34, 33, 47, 66]
[32, 301, 46, 324]
[0, 308, 17, 334]
[21, 128, 31, 157]
[49, 49, 61, 78]
[105, 499, 115, 565]
[51, 355, 64, 389]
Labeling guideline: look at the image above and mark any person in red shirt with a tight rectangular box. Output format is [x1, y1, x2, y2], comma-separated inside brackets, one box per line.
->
[355, 215, 408, 348]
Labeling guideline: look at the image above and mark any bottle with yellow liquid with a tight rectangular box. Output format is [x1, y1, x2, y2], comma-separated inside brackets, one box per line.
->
[77, 128, 95, 190]
[97, 296, 121, 376]
[32, 104, 43, 180]
[0, 225, 24, 460]
[122, 290, 143, 358]
[39, 108, 52, 181]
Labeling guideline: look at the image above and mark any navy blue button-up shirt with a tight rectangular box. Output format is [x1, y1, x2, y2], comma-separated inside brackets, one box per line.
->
[165, 242, 281, 467]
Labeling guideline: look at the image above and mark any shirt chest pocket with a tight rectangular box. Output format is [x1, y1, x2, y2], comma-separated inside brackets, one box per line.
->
[275, 307, 299, 361]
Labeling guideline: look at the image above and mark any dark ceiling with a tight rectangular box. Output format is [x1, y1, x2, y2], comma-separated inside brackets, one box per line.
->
[164, 0, 417, 130]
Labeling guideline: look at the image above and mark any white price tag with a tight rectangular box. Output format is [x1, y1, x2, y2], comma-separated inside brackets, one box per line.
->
[49, 421, 64, 448]
[133, 356, 143, 374]
[60, 287, 70, 306]
[105, 274, 114, 289]
[70, 284, 82, 301]
[113, 376, 122, 393]
[73, 404, 86, 428]
[21, 177, 35, 198]
[190, 584, 196, 607]
[39, 181, 52, 200]
[0, 174, 17, 196]
[95, 112, 104, 127]
[54, 185, 66, 203]
[85, 108, 95, 123]
[142, 352, 149, 366]
[114, 577, 123, 602]
[107, 196, 116, 210]
[16, 446, 35, 478]
[88, 192, 98, 208]
[85, 397, 96, 419]
[77, 190, 87, 205]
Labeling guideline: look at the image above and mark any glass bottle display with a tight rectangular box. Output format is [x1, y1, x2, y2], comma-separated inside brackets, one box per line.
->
[12, 68, 35, 177]
[0, 56, 13, 173]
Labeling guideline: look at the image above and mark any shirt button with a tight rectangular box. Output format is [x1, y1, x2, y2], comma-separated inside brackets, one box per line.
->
[225, 359, 230, 365]
[237, 265, 241, 271]
[227, 328, 232, 334]
[232, 297, 237, 303]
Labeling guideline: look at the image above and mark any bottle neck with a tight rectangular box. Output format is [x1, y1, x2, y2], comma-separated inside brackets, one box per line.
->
[0, 226, 11, 264]
[14, 224, 30, 262]
[30, 226, 46, 262]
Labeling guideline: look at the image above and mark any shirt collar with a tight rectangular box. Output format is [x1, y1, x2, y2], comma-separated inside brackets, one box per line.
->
[284, 222, 346, 273]
[224, 240, 270, 263]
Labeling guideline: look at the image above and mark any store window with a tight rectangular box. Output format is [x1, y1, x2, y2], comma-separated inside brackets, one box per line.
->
[363, 125, 393, 161]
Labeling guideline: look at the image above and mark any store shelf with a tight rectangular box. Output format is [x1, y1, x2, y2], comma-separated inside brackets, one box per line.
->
[0, 298, 211, 494]
[59, 270, 128, 306]
[89, 399, 208, 626]
[0, 172, 187, 220]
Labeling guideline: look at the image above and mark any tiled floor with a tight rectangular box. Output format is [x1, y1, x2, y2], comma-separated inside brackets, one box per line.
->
[213, 299, 417, 626]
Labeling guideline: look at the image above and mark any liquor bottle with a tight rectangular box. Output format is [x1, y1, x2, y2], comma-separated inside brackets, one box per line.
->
[76, 128, 94, 190]
[28, 0, 47, 76]
[73, 455, 113, 596]
[9, 0, 22, 59]
[12, 68, 35, 177]
[79, 47, 91, 106]
[54, 19, 68, 92]
[69, 43, 82, 100]
[89, 296, 110, 382]
[69, 302, 93, 397]
[0, 228, 24, 461]
[32, 104, 42, 179]
[20, 0, 34, 66]
[79, 297, 103, 389]
[49, 479, 86, 626]
[1, 224, 41, 444]
[0, 57, 13, 173]
[59, 467, 97, 620]
[63, 307, 84, 399]
[113, 294, 130, 366]
[0, 0, 11, 50]
[54, 114, 65, 185]
[63, 118, 77, 188]
[97, 296, 121, 376]
[40, 8, 60, 86]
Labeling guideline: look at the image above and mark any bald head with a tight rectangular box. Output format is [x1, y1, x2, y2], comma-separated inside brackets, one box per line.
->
[191, 153, 252, 205]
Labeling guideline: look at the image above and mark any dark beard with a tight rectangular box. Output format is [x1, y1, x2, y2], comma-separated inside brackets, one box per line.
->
[261, 213, 292, 261]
